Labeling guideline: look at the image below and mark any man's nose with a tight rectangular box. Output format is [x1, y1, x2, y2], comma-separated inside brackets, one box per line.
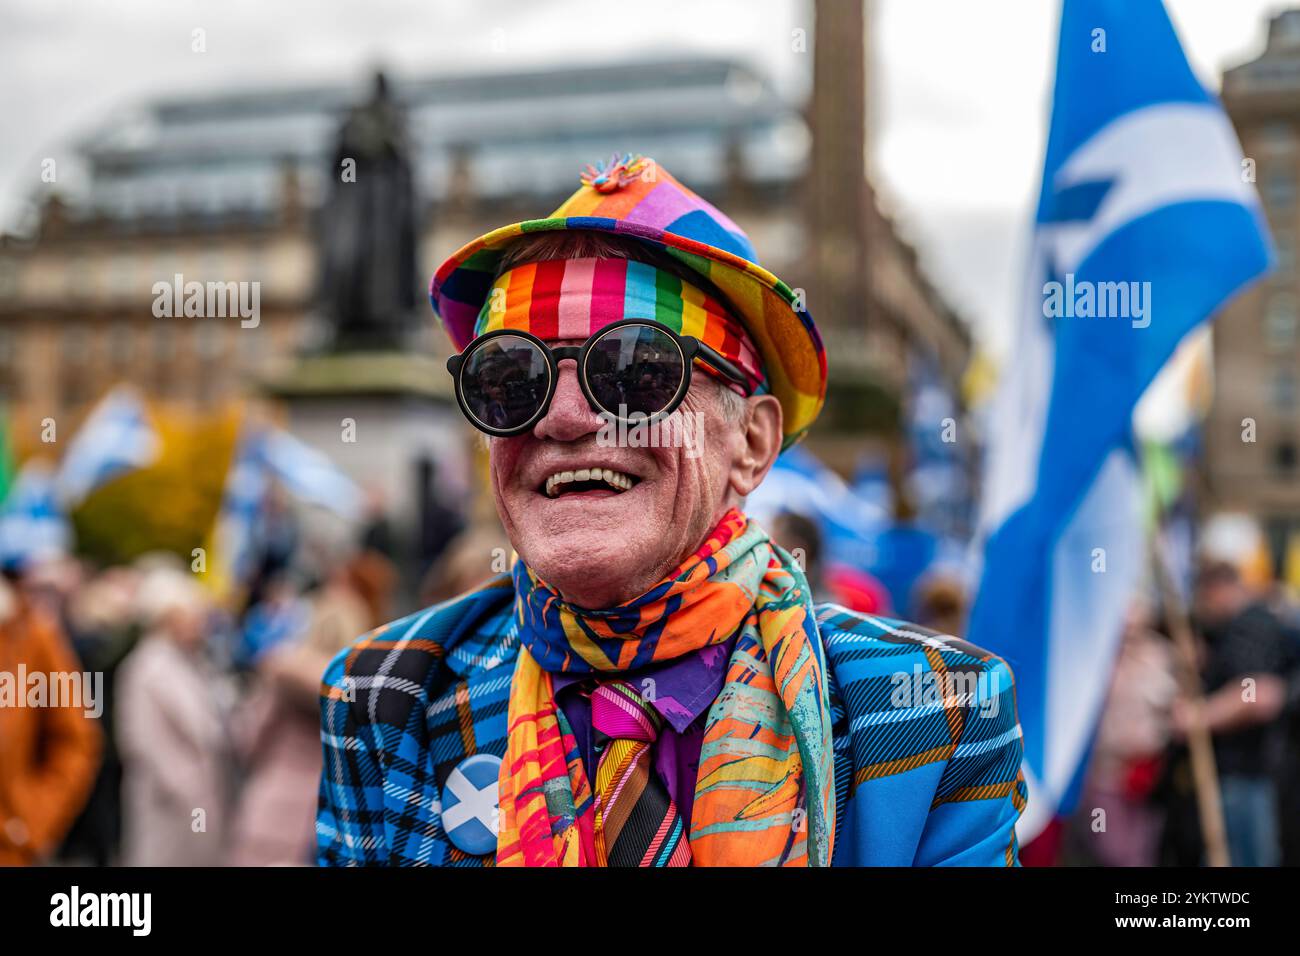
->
[533, 359, 603, 441]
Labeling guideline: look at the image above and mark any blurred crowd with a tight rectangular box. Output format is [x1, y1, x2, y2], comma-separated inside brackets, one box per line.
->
[2, 488, 1297, 867]
[0, 482, 508, 867]
[1058, 561, 1300, 868]
[774, 509, 1300, 868]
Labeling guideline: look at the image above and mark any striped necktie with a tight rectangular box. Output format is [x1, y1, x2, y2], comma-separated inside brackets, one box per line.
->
[590, 681, 692, 867]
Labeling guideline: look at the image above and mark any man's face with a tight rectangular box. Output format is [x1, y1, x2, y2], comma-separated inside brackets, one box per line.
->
[489, 339, 763, 609]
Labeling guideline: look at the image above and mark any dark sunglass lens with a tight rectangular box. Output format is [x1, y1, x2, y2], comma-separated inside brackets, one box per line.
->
[585, 325, 685, 418]
[460, 336, 550, 431]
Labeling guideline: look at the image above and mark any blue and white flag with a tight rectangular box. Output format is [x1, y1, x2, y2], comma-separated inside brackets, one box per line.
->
[0, 460, 72, 570]
[746, 445, 889, 563]
[208, 424, 362, 595]
[968, 0, 1270, 840]
[56, 386, 160, 507]
[259, 429, 362, 519]
[210, 431, 273, 593]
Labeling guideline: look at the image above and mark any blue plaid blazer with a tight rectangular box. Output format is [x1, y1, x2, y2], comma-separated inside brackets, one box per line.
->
[317, 575, 1026, 866]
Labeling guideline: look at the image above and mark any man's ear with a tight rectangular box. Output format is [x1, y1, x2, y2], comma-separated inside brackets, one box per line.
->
[731, 394, 783, 497]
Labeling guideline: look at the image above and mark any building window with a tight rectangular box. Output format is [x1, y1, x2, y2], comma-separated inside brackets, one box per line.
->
[105, 254, 132, 298]
[1274, 228, 1296, 276]
[62, 323, 93, 406]
[153, 322, 177, 396]
[1274, 368, 1297, 410]
[1275, 441, 1297, 474]
[110, 322, 134, 371]
[153, 323, 176, 362]
[0, 325, 14, 404]
[152, 246, 182, 287]
[65, 254, 91, 299]
[200, 248, 226, 283]
[1264, 167, 1297, 211]
[1265, 293, 1298, 350]
[195, 319, 223, 360]
[246, 241, 267, 282]
[1259, 122, 1296, 153]
[238, 323, 263, 372]
[0, 259, 17, 300]
[64, 323, 91, 364]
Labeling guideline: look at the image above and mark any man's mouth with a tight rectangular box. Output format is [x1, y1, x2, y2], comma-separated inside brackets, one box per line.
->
[541, 467, 639, 499]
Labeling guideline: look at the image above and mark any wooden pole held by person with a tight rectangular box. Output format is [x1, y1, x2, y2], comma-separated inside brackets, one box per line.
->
[1149, 530, 1231, 867]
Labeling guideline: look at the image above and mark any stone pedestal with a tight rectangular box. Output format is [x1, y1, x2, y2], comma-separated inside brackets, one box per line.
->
[262, 350, 470, 603]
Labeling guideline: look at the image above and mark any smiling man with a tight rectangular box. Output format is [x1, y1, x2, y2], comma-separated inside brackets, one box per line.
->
[317, 155, 1026, 867]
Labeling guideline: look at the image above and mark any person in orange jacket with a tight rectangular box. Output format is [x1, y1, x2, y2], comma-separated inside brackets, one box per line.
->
[0, 571, 102, 865]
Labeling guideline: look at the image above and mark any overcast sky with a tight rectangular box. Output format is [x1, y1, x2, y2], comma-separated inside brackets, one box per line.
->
[0, 0, 1292, 354]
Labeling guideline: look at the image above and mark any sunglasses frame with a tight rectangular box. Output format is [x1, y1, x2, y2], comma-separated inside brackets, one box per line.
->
[447, 318, 752, 438]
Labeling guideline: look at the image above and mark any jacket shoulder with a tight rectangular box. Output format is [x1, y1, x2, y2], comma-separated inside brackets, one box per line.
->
[815, 602, 1014, 682]
[320, 576, 518, 729]
[814, 602, 1019, 763]
[814, 605, 1025, 865]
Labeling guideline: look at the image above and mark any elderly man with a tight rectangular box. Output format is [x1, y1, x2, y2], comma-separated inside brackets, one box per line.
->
[317, 155, 1025, 866]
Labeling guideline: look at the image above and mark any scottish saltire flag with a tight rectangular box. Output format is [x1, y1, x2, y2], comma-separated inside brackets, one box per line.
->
[258, 429, 362, 519]
[206, 425, 361, 596]
[968, 0, 1270, 840]
[0, 460, 72, 569]
[207, 431, 270, 597]
[55, 386, 160, 507]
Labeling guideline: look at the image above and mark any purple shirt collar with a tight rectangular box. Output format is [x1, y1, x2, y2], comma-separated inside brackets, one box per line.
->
[550, 638, 734, 734]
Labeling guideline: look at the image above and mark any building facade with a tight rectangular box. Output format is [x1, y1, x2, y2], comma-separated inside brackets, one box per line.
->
[0, 52, 968, 476]
[1213, 10, 1300, 572]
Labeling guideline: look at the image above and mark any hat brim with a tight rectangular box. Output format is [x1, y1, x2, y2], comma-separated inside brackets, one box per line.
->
[430, 215, 826, 449]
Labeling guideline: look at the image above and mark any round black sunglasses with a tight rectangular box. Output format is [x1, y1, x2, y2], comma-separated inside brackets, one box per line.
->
[447, 318, 752, 437]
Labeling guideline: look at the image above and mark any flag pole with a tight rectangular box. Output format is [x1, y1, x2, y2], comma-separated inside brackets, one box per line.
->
[1147, 526, 1230, 867]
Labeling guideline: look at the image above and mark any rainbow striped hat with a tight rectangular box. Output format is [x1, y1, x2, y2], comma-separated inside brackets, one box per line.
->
[429, 154, 827, 448]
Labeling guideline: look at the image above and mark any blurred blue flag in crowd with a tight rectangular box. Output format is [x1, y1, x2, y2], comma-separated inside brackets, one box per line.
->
[750, 445, 967, 615]
[258, 429, 362, 518]
[55, 385, 160, 508]
[0, 387, 159, 570]
[0, 460, 71, 571]
[210, 431, 272, 594]
[905, 355, 972, 543]
[748, 445, 888, 548]
[747, 445, 889, 575]
[208, 424, 362, 596]
[968, 0, 1271, 841]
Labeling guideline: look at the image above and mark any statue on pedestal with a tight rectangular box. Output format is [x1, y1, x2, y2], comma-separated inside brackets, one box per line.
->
[314, 71, 419, 352]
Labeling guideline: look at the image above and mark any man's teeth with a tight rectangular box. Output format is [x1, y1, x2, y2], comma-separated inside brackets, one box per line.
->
[544, 468, 635, 498]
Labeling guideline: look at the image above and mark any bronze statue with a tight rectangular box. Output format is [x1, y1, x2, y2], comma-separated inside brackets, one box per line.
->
[315, 71, 419, 352]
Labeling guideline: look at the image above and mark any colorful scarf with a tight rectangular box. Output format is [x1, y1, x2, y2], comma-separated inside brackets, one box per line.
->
[495, 508, 836, 866]
[474, 257, 768, 395]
